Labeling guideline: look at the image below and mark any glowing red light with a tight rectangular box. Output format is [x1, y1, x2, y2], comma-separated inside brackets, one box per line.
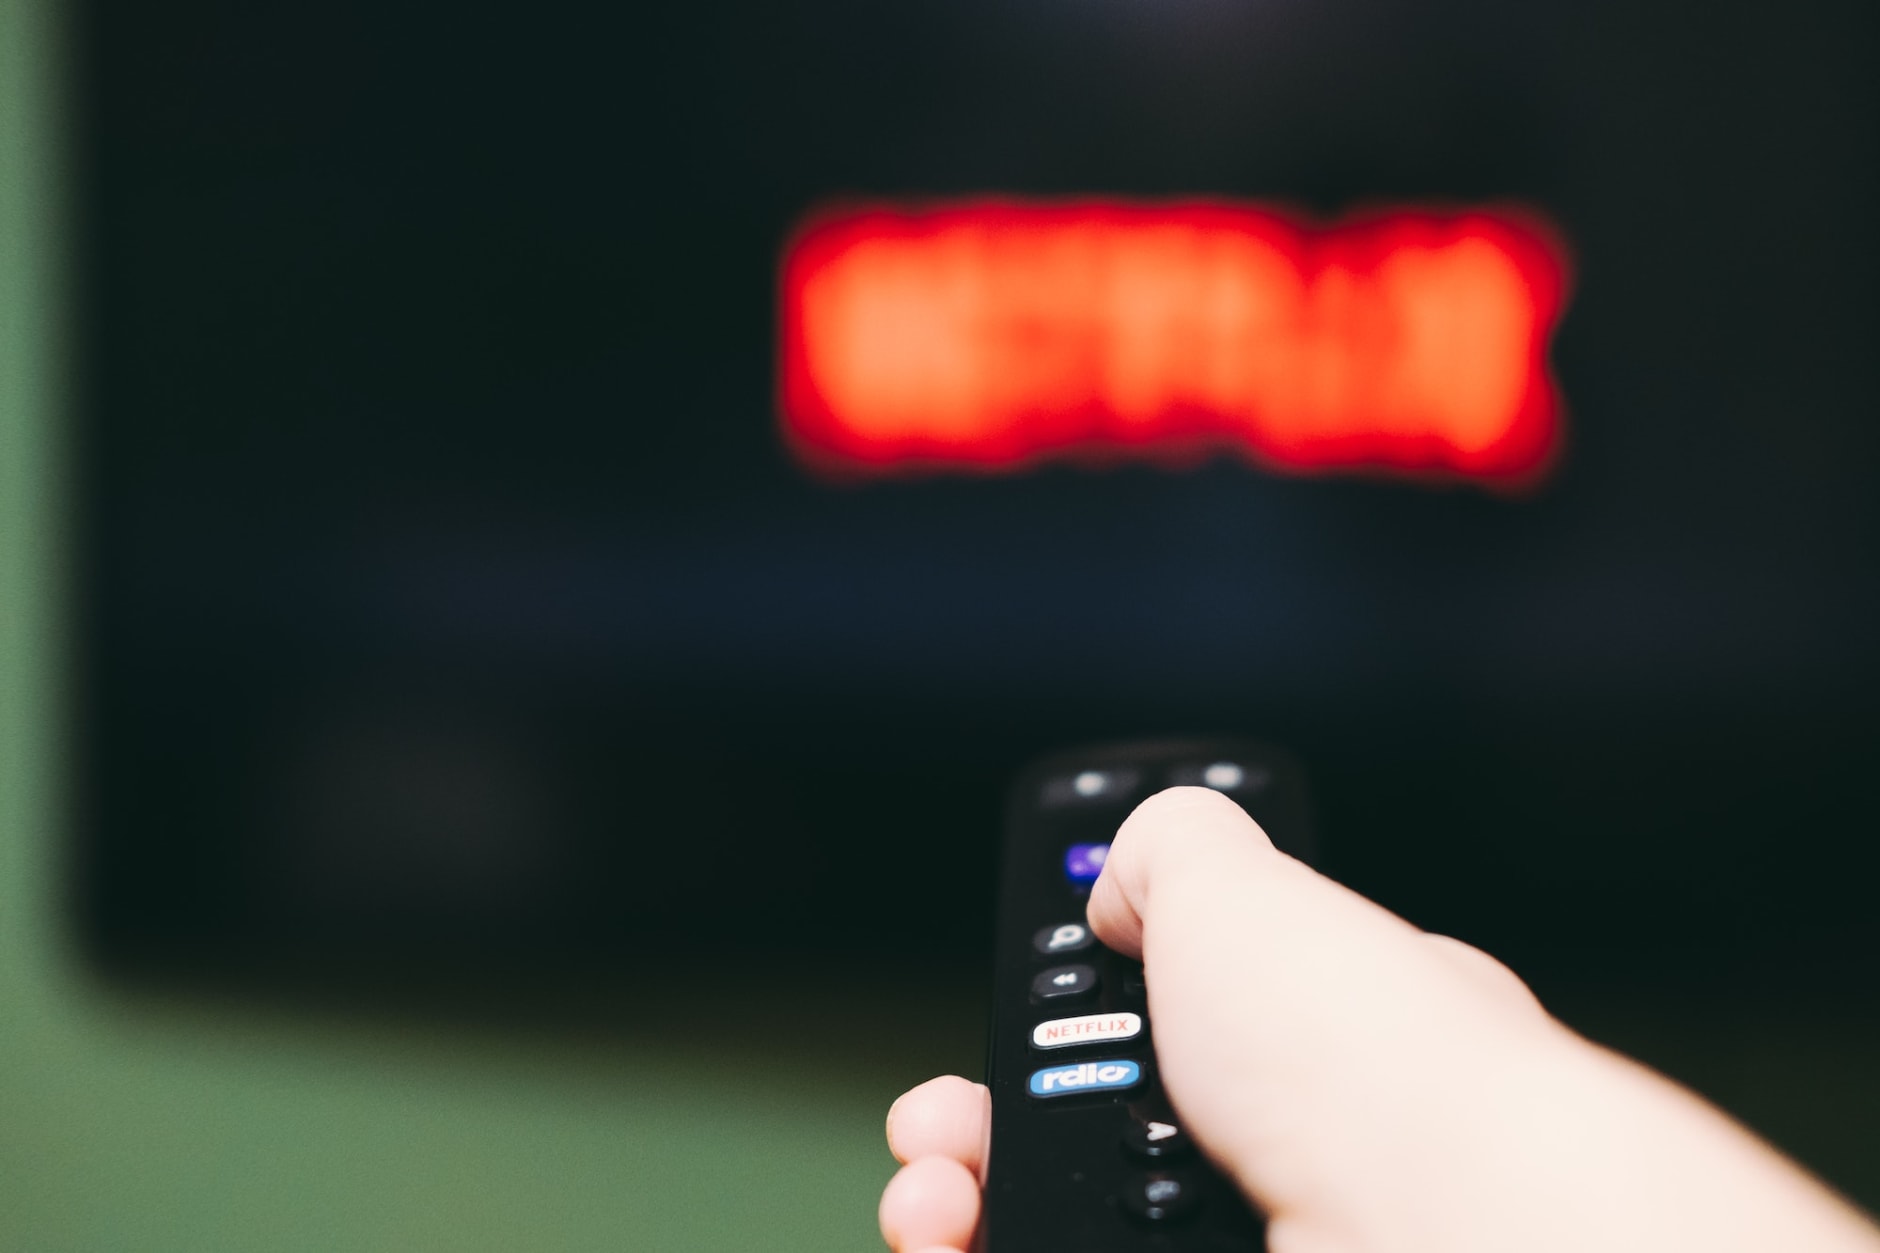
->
[778, 201, 1570, 487]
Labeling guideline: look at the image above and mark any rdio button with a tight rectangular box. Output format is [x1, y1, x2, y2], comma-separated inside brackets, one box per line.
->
[1027, 1058, 1142, 1098]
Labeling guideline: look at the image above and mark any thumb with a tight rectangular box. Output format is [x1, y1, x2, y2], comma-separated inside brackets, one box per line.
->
[1085, 787, 1880, 1253]
[1086, 786, 1562, 1234]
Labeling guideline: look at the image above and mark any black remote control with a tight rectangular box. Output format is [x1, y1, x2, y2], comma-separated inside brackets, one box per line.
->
[979, 740, 1316, 1252]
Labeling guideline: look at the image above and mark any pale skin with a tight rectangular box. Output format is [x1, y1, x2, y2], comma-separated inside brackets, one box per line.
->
[879, 787, 1880, 1253]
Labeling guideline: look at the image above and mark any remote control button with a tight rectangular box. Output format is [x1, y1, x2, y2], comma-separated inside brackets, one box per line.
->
[1122, 1119, 1192, 1160]
[1033, 922, 1096, 955]
[1031, 1011, 1142, 1050]
[1040, 768, 1140, 807]
[1027, 1058, 1142, 1098]
[1064, 843, 1109, 885]
[1031, 964, 1098, 1002]
[1204, 761, 1245, 789]
[1120, 1171, 1202, 1223]
[1169, 759, 1271, 794]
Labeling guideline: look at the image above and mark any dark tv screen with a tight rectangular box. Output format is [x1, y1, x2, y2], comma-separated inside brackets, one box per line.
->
[75, 0, 1880, 994]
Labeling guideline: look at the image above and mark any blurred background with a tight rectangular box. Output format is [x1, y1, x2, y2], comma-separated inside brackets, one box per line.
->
[2, 0, 1877, 1247]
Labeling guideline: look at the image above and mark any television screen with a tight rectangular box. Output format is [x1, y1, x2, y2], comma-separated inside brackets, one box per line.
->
[74, 0, 1880, 996]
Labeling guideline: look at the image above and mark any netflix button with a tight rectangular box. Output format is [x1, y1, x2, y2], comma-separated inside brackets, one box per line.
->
[1030, 1012, 1144, 1050]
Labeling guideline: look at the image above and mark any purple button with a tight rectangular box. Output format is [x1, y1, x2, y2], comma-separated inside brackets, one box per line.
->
[1065, 842, 1110, 885]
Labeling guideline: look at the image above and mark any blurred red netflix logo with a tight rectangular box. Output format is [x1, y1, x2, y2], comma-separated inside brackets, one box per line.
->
[778, 202, 1570, 488]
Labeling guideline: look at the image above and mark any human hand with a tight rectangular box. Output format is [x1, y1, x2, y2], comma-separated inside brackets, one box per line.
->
[878, 786, 1880, 1253]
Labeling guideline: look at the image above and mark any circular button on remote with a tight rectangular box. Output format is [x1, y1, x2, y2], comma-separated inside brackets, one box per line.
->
[1122, 1119, 1192, 1161]
[1033, 922, 1096, 956]
[1120, 1172, 1202, 1224]
[1030, 964, 1098, 1002]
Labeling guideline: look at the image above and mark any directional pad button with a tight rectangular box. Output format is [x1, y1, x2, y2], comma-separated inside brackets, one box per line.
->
[1122, 1119, 1193, 1160]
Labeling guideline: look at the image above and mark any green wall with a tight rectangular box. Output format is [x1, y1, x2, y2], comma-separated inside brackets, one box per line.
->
[0, 4, 978, 1248]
